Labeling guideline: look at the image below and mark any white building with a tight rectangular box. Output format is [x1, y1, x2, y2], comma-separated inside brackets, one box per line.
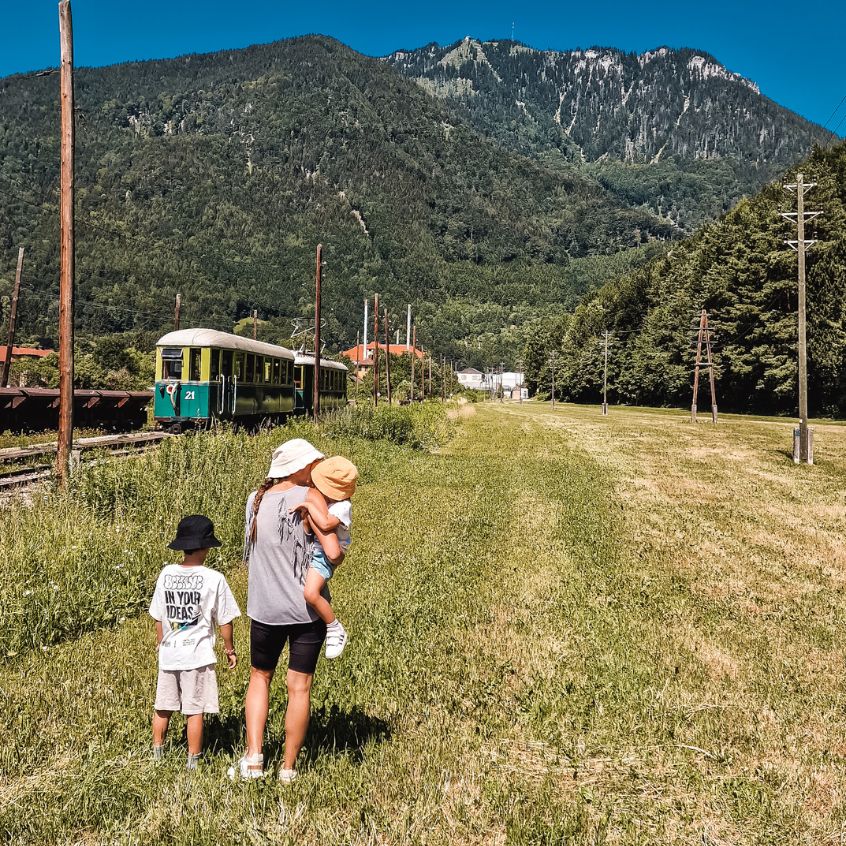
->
[456, 368, 526, 397]
[456, 367, 486, 390]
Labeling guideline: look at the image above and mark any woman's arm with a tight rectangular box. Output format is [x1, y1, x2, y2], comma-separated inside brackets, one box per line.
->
[306, 488, 345, 565]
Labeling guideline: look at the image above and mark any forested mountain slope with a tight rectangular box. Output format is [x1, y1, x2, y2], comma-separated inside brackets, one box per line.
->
[0, 35, 670, 361]
[387, 39, 830, 230]
[524, 142, 846, 416]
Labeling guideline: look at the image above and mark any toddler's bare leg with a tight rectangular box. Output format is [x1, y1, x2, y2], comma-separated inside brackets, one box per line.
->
[303, 569, 336, 624]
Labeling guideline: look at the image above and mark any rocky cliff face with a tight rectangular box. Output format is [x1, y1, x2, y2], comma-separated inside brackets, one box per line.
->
[386, 38, 830, 228]
[387, 38, 825, 164]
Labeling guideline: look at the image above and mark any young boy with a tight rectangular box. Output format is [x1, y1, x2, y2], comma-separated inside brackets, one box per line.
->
[294, 456, 357, 659]
[149, 514, 240, 769]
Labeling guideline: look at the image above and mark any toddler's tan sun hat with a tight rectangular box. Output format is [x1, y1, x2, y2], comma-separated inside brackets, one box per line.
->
[311, 456, 358, 501]
[267, 438, 325, 479]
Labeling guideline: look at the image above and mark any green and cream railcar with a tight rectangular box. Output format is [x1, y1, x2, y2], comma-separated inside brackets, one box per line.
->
[294, 354, 349, 415]
[154, 329, 296, 429]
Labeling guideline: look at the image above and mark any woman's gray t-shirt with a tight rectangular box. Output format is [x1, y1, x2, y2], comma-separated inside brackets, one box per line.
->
[244, 486, 330, 626]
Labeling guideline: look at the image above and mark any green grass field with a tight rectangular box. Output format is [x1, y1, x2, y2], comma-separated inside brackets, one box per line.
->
[2, 401, 845, 844]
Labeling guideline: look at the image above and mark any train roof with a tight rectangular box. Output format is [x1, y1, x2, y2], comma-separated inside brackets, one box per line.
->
[156, 328, 295, 360]
[294, 354, 349, 372]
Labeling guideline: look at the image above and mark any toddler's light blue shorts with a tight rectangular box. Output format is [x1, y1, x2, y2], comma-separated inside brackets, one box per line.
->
[310, 553, 334, 581]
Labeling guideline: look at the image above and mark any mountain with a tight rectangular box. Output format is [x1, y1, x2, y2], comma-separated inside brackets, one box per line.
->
[386, 39, 831, 230]
[0, 35, 671, 365]
[523, 141, 846, 416]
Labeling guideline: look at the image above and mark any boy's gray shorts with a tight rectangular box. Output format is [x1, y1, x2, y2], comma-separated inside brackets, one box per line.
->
[154, 664, 219, 715]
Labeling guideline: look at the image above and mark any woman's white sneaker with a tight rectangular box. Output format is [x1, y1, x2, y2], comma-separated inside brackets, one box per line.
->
[278, 767, 297, 783]
[228, 754, 264, 780]
[325, 619, 348, 659]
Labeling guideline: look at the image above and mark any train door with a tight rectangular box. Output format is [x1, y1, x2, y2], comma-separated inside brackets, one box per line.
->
[219, 349, 235, 418]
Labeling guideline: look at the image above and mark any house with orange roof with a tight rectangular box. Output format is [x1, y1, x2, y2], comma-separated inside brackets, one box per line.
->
[341, 342, 426, 380]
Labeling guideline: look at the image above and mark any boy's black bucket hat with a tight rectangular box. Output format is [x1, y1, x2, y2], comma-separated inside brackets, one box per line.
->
[168, 515, 222, 551]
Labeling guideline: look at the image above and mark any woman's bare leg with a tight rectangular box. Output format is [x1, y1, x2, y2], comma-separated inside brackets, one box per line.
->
[282, 669, 314, 770]
[245, 666, 274, 757]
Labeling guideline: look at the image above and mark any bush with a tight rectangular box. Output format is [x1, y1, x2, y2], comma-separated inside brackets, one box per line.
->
[322, 401, 452, 449]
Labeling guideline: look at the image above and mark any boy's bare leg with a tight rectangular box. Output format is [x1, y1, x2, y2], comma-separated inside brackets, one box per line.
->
[152, 709, 172, 748]
[186, 714, 204, 756]
[303, 569, 336, 624]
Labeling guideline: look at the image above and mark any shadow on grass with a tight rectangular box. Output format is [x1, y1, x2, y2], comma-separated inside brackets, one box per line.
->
[301, 703, 391, 765]
[204, 711, 246, 756]
[202, 703, 391, 765]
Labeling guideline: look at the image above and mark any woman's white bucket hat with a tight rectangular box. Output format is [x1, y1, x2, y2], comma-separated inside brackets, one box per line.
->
[267, 438, 324, 479]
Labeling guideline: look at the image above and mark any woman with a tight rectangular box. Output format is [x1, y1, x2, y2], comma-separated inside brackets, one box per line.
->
[235, 438, 344, 781]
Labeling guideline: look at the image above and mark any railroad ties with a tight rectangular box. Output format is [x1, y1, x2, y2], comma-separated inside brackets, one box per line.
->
[0, 431, 171, 494]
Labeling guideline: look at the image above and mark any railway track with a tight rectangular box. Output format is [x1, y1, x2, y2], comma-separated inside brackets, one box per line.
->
[0, 431, 172, 492]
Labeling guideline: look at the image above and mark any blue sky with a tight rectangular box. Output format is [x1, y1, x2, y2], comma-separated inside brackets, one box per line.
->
[2, 0, 844, 134]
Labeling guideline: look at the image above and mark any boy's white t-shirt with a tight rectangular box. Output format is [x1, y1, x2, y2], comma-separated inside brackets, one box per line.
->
[149, 564, 241, 671]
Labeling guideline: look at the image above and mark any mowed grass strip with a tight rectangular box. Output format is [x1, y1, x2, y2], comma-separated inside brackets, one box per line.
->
[3, 402, 846, 843]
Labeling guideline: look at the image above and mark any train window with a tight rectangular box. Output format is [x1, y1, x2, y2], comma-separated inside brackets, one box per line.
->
[246, 354, 255, 383]
[161, 347, 183, 380]
[189, 348, 202, 382]
[234, 354, 243, 381]
[210, 349, 221, 380]
[264, 358, 272, 384]
[255, 356, 262, 383]
[221, 350, 233, 377]
[294, 366, 303, 389]
[272, 359, 281, 385]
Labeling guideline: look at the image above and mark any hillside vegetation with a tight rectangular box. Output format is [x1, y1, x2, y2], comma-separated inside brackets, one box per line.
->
[2, 402, 844, 843]
[525, 141, 846, 416]
[0, 36, 671, 366]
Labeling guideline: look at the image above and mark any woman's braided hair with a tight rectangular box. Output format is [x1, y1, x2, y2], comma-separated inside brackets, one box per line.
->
[249, 477, 278, 543]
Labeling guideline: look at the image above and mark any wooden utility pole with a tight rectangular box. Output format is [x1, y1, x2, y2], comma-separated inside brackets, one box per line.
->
[441, 354, 446, 401]
[372, 293, 379, 406]
[783, 173, 820, 463]
[312, 244, 322, 419]
[252, 309, 258, 340]
[383, 306, 391, 405]
[1, 247, 24, 388]
[549, 350, 558, 410]
[410, 325, 416, 402]
[428, 356, 433, 399]
[56, 0, 75, 486]
[691, 309, 718, 423]
[420, 345, 426, 399]
[602, 330, 609, 415]
[705, 317, 718, 424]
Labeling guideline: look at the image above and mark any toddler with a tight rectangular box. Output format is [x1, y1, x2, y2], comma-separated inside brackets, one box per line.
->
[149, 514, 240, 769]
[294, 456, 357, 659]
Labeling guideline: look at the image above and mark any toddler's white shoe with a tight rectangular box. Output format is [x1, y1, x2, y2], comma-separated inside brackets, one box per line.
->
[325, 619, 348, 659]
[278, 767, 297, 783]
[228, 754, 264, 780]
